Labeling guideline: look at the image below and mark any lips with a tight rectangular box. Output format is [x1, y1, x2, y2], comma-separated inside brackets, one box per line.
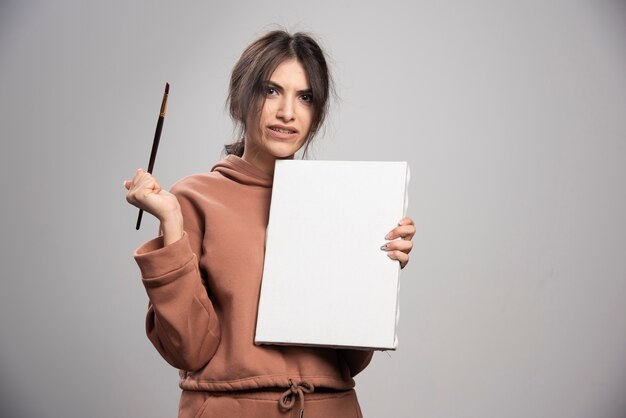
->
[268, 124, 298, 134]
[266, 124, 299, 140]
[270, 127, 295, 134]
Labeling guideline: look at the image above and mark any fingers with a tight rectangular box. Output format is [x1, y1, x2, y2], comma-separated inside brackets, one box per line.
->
[382, 217, 415, 269]
[381, 238, 412, 269]
[123, 168, 145, 190]
[127, 169, 160, 191]
[380, 239, 412, 254]
[385, 217, 416, 241]
[123, 178, 137, 190]
[386, 250, 409, 269]
[124, 168, 162, 206]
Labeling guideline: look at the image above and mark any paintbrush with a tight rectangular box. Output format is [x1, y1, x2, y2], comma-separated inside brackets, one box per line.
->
[136, 82, 169, 230]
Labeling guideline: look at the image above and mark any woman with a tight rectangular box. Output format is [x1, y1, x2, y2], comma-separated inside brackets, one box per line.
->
[124, 30, 415, 418]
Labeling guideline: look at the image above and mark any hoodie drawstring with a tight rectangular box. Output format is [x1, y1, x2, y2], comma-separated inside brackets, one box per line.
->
[279, 379, 314, 417]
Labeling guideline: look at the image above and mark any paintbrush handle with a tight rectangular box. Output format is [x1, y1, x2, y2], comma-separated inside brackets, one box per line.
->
[135, 208, 144, 230]
[136, 83, 169, 230]
[147, 115, 165, 173]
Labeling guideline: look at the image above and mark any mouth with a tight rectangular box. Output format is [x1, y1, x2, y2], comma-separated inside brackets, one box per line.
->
[268, 125, 298, 135]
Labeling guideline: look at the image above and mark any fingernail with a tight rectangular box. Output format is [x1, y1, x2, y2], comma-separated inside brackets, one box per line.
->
[385, 233, 392, 240]
[387, 252, 395, 258]
[380, 244, 388, 250]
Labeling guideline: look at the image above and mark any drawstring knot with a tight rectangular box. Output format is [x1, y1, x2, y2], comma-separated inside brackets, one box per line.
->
[279, 379, 314, 417]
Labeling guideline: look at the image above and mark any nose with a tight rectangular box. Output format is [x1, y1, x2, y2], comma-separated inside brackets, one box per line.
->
[276, 96, 295, 122]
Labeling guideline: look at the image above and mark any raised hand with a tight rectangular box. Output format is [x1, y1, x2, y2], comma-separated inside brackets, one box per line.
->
[124, 168, 183, 245]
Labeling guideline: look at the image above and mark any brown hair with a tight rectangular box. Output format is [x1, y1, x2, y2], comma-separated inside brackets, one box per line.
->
[224, 30, 332, 158]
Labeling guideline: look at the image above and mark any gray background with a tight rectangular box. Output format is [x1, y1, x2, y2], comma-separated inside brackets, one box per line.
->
[1, 0, 625, 417]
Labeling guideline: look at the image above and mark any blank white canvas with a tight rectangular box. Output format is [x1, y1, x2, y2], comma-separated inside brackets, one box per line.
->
[255, 160, 410, 350]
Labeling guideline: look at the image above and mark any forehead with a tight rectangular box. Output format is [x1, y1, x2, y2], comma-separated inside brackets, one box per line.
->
[269, 59, 310, 89]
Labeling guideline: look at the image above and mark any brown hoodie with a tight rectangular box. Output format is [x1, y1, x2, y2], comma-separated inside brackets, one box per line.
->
[133, 155, 373, 392]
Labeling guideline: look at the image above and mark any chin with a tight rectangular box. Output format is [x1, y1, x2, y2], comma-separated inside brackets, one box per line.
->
[265, 140, 304, 159]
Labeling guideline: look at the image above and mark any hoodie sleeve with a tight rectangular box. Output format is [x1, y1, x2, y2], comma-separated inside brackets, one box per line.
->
[337, 349, 374, 377]
[133, 182, 220, 372]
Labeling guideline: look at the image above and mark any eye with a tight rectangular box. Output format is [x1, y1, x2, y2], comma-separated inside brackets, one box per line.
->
[300, 94, 313, 103]
[266, 86, 278, 95]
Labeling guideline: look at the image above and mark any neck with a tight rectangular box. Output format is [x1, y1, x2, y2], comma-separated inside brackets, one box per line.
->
[241, 149, 275, 177]
[241, 143, 294, 178]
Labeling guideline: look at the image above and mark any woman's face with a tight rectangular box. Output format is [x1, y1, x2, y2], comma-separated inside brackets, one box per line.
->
[243, 58, 314, 174]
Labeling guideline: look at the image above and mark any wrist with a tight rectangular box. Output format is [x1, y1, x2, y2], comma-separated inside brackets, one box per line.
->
[160, 212, 184, 246]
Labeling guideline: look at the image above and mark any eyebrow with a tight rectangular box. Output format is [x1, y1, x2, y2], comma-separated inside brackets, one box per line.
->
[266, 80, 312, 96]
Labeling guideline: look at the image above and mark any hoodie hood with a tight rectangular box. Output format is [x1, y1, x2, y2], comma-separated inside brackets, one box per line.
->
[211, 155, 273, 188]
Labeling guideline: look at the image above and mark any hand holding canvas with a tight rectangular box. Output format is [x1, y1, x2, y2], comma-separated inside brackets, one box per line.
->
[381, 216, 415, 269]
